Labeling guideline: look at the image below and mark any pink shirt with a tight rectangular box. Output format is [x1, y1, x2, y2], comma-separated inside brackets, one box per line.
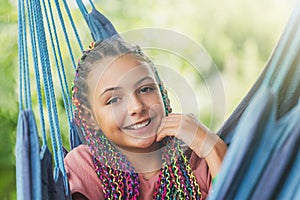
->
[64, 145, 212, 200]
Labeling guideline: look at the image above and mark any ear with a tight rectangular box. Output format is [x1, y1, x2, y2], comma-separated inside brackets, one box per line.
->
[81, 105, 100, 130]
[86, 113, 100, 130]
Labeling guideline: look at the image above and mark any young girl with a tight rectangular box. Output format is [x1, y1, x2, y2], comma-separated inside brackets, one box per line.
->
[64, 36, 227, 200]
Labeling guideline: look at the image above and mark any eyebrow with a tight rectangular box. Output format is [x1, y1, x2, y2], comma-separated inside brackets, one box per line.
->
[135, 76, 156, 86]
[99, 76, 156, 98]
[99, 86, 122, 98]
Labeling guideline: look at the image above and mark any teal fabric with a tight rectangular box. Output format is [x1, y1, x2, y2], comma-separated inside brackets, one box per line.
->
[16, 110, 41, 200]
[210, 86, 276, 199]
[41, 146, 71, 200]
[70, 120, 82, 149]
[69, 5, 119, 150]
[86, 8, 118, 41]
[218, 0, 300, 142]
[41, 146, 54, 200]
[210, 1, 300, 199]
[17, 0, 120, 199]
[251, 106, 300, 199]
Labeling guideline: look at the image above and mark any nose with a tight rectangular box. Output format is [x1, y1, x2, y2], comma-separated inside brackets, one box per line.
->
[127, 93, 145, 116]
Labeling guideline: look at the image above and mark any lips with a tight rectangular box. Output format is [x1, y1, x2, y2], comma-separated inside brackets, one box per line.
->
[124, 119, 151, 130]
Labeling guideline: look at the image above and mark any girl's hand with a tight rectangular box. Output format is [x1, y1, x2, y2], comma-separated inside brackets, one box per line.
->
[156, 113, 220, 158]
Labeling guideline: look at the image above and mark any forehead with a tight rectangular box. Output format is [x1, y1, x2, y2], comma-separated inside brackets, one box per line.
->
[88, 54, 157, 93]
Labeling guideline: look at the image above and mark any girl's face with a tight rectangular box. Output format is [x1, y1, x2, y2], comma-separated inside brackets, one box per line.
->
[87, 54, 165, 153]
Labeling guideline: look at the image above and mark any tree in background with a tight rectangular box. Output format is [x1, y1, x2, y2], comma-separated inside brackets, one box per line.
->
[0, 0, 18, 199]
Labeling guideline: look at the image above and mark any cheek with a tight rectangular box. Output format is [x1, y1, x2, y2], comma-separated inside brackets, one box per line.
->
[94, 107, 117, 132]
[145, 94, 165, 116]
[104, 105, 127, 129]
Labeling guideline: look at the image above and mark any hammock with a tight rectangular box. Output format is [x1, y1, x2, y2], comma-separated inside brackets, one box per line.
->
[16, 0, 300, 199]
[211, 1, 300, 199]
[16, 0, 116, 198]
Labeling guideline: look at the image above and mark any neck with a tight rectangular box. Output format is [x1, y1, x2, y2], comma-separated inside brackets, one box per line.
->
[117, 147, 163, 174]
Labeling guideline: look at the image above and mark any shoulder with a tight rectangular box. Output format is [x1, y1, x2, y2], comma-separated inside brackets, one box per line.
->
[64, 145, 103, 200]
[64, 145, 95, 174]
[65, 144, 91, 159]
[65, 145, 92, 164]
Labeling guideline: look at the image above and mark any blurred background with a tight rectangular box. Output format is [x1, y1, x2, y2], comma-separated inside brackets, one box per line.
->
[0, 0, 297, 199]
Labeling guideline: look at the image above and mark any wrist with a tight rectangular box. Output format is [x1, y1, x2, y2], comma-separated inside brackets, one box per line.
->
[190, 128, 219, 158]
[204, 138, 227, 177]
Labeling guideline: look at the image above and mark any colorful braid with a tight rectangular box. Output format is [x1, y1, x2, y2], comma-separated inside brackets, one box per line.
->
[152, 137, 202, 199]
[72, 37, 202, 199]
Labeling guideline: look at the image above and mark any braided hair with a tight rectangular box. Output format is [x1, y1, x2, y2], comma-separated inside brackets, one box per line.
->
[72, 37, 202, 199]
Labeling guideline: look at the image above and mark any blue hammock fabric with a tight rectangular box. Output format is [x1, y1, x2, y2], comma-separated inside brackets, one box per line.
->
[210, 1, 300, 198]
[217, 0, 300, 143]
[70, 119, 82, 149]
[86, 8, 119, 41]
[16, 110, 41, 200]
[252, 105, 300, 199]
[69, 4, 119, 150]
[16, 109, 70, 200]
[40, 145, 71, 200]
[210, 86, 276, 199]
[40, 146, 56, 199]
[217, 63, 266, 144]
[16, 0, 87, 198]
[17, 0, 119, 199]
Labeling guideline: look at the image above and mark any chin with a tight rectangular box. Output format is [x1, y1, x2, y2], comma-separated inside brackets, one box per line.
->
[135, 137, 157, 147]
[127, 137, 161, 153]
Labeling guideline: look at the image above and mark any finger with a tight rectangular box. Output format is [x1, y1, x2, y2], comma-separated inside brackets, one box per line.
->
[157, 116, 181, 133]
[168, 113, 195, 123]
[156, 127, 178, 141]
[164, 113, 185, 121]
[157, 120, 179, 136]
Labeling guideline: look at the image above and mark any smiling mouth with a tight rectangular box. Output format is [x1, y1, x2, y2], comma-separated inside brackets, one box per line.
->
[124, 119, 151, 130]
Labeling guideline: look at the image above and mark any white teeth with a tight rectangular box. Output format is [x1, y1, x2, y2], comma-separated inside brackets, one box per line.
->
[128, 120, 150, 130]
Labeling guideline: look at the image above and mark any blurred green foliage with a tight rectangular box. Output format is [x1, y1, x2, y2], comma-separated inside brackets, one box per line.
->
[0, 0, 18, 199]
[0, 0, 296, 199]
